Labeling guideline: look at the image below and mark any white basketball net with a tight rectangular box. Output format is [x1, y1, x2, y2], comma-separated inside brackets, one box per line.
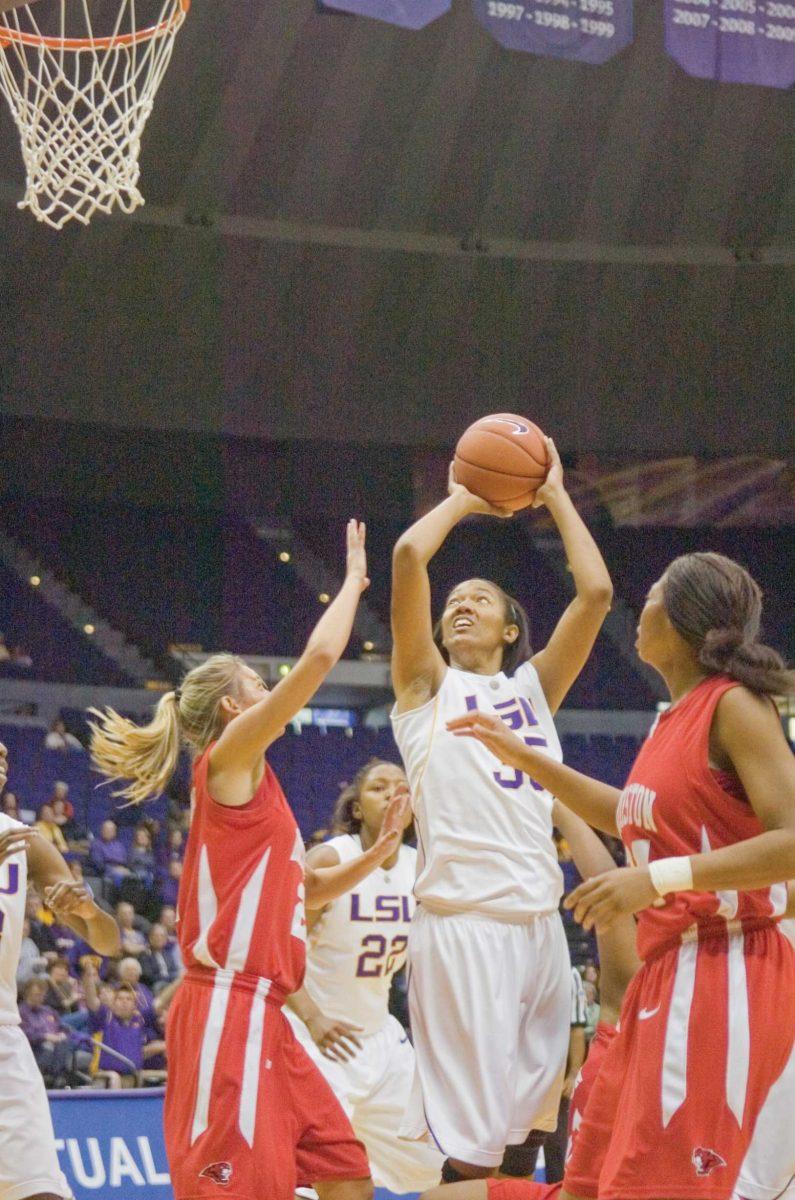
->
[0, 0, 189, 229]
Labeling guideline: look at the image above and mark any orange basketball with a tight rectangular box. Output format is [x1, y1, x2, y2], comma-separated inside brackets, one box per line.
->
[454, 413, 550, 511]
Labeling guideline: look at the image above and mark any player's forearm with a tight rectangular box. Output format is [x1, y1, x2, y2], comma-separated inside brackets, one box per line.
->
[304, 575, 364, 667]
[305, 843, 389, 909]
[521, 749, 620, 836]
[285, 985, 323, 1026]
[553, 802, 619, 879]
[689, 829, 795, 894]
[73, 906, 121, 957]
[567, 1025, 587, 1078]
[393, 492, 473, 568]
[544, 488, 613, 606]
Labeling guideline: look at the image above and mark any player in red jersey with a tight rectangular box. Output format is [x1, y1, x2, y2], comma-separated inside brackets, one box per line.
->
[418, 800, 640, 1200]
[90, 521, 410, 1200]
[447, 552, 795, 1200]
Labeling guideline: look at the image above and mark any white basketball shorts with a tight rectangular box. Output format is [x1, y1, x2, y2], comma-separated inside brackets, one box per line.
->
[286, 1010, 442, 1194]
[401, 906, 571, 1168]
[734, 1034, 795, 1200]
[0, 1023, 73, 1200]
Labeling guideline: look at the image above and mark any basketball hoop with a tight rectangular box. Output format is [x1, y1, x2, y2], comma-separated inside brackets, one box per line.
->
[0, 0, 189, 229]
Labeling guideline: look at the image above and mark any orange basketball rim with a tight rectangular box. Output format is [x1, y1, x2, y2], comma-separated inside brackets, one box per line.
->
[0, 0, 191, 230]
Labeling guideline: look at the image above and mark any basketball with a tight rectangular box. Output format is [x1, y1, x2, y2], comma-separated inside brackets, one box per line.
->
[454, 413, 550, 511]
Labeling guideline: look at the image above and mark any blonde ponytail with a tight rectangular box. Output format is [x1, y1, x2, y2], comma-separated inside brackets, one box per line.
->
[89, 653, 246, 805]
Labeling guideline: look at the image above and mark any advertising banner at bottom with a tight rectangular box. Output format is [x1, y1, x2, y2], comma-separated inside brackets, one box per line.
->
[49, 1089, 417, 1200]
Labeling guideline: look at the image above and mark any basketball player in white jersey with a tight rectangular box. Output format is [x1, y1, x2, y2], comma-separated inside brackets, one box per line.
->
[0, 739, 120, 1200]
[390, 440, 613, 1185]
[286, 759, 443, 1196]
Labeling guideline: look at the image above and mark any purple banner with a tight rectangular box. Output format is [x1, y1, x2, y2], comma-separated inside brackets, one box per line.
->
[665, 0, 795, 87]
[471, 0, 632, 62]
[319, 0, 450, 28]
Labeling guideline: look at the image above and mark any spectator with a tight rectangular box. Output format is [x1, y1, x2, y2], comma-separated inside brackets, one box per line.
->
[25, 893, 57, 960]
[18, 978, 72, 1086]
[139, 924, 180, 994]
[44, 957, 86, 1029]
[83, 967, 165, 1088]
[44, 719, 83, 752]
[584, 979, 600, 1042]
[49, 781, 75, 819]
[33, 804, 69, 854]
[51, 798, 88, 850]
[89, 819, 129, 886]
[116, 957, 158, 1030]
[129, 826, 156, 888]
[16, 918, 49, 987]
[1, 792, 20, 819]
[166, 827, 184, 861]
[115, 902, 147, 958]
[0, 633, 9, 661]
[158, 858, 182, 907]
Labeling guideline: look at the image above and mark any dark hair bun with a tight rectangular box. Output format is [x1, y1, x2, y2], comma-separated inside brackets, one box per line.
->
[699, 627, 745, 667]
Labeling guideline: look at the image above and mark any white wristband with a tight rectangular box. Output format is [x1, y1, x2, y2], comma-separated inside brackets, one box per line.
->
[648, 857, 694, 897]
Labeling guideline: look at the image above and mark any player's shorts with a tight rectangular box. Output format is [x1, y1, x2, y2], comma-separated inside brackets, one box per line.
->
[565, 923, 795, 1200]
[164, 972, 370, 1200]
[565, 1021, 618, 1162]
[487, 1183, 561, 1200]
[285, 1009, 442, 1194]
[0, 1022, 73, 1200]
[401, 906, 571, 1168]
[734, 1035, 795, 1200]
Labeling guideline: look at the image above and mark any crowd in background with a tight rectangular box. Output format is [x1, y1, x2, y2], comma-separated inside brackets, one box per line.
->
[9, 760, 189, 1091]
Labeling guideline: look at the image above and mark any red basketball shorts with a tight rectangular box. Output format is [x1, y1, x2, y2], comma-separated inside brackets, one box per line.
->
[487, 1183, 561, 1200]
[164, 973, 370, 1199]
[565, 924, 795, 1200]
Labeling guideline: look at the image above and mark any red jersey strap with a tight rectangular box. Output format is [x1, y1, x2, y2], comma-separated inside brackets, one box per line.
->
[192, 744, 277, 820]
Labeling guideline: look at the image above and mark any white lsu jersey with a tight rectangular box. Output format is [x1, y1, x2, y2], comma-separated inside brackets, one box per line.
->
[391, 662, 563, 920]
[304, 834, 416, 1037]
[0, 814, 28, 1025]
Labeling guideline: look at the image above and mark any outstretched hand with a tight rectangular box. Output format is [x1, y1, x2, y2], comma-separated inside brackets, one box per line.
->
[564, 866, 658, 932]
[446, 710, 531, 774]
[44, 880, 97, 922]
[345, 519, 370, 593]
[447, 462, 515, 519]
[532, 437, 565, 509]
[372, 788, 411, 862]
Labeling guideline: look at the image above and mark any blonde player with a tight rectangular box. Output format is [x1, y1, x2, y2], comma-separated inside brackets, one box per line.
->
[0, 739, 120, 1200]
[390, 442, 613, 1184]
[287, 760, 443, 1196]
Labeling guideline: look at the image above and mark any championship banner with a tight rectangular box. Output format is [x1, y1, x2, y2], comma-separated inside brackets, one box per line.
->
[318, 0, 451, 29]
[471, 0, 633, 62]
[664, 0, 795, 87]
[49, 1089, 417, 1200]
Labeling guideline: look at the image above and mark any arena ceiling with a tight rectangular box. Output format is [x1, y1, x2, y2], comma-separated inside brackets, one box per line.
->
[0, 0, 793, 456]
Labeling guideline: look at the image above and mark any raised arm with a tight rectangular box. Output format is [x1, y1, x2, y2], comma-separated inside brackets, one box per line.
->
[391, 470, 511, 710]
[28, 836, 120, 958]
[529, 440, 613, 715]
[210, 521, 369, 788]
[447, 710, 621, 835]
